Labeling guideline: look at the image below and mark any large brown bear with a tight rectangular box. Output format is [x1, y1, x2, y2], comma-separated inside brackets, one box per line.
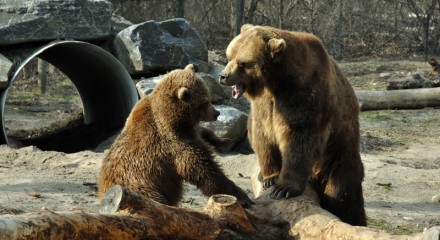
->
[98, 64, 252, 207]
[219, 25, 366, 226]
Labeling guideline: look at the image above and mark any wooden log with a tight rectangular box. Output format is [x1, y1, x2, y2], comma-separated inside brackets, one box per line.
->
[0, 186, 246, 240]
[355, 88, 440, 111]
[0, 209, 154, 240]
[99, 185, 282, 239]
[386, 74, 432, 90]
[99, 185, 248, 240]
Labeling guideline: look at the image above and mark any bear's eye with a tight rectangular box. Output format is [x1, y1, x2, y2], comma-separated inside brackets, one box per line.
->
[238, 61, 247, 69]
[238, 61, 254, 69]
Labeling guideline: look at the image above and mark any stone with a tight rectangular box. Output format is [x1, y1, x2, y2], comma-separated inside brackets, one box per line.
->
[0, 53, 12, 89]
[200, 105, 248, 148]
[379, 73, 391, 79]
[111, 15, 133, 35]
[0, 0, 113, 45]
[135, 75, 164, 98]
[432, 195, 440, 203]
[112, 18, 208, 75]
[199, 73, 227, 103]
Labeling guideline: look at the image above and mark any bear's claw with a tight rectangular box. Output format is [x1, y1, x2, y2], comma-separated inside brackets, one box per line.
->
[270, 184, 303, 199]
[262, 175, 277, 190]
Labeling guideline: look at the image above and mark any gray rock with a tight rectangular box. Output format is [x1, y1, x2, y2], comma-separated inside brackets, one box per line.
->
[135, 75, 164, 98]
[113, 18, 208, 75]
[432, 194, 440, 203]
[0, 53, 12, 89]
[199, 73, 227, 103]
[201, 105, 248, 147]
[0, 0, 113, 45]
[111, 15, 132, 34]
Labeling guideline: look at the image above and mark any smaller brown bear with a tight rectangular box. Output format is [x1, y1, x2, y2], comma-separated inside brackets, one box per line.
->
[98, 64, 252, 207]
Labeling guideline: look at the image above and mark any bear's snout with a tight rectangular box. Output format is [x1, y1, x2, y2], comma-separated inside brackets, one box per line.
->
[214, 109, 220, 120]
[219, 72, 231, 86]
[203, 107, 220, 122]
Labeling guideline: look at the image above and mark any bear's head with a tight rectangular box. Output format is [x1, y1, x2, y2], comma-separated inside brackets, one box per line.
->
[152, 64, 220, 128]
[219, 24, 286, 99]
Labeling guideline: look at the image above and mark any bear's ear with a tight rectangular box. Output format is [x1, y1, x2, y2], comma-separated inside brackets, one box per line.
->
[240, 24, 253, 33]
[177, 87, 190, 102]
[428, 58, 438, 67]
[184, 64, 196, 72]
[268, 38, 286, 63]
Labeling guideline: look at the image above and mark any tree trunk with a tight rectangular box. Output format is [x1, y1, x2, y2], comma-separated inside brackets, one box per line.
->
[1, 183, 439, 239]
[423, 17, 430, 62]
[37, 58, 48, 95]
[232, 0, 245, 36]
[176, 0, 185, 18]
[355, 88, 440, 111]
[336, 0, 344, 60]
[246, 0, 258, 24]
[278, 0, 284, 29]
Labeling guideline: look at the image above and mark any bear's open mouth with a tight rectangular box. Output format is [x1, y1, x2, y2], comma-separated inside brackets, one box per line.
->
[232, 83, 245, 99]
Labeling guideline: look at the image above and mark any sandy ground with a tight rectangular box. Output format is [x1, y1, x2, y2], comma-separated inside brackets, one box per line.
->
[0, 108, 439, 235]
[0, 58, 440, 235]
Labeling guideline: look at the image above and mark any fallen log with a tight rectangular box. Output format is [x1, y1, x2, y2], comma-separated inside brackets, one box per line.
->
[1, 183, 439, 240]
[355, 88, 440, 111]
[385, 74, 433, 90]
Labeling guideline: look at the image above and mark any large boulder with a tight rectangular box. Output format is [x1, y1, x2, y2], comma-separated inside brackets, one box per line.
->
[113, 18, 208, 76]
[0, 54, 12, 89]
[111, 15, 133, 35]
[0, 0, 113, 45]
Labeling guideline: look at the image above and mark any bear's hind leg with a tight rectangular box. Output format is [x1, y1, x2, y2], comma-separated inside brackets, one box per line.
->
[320, 164, 367, 226]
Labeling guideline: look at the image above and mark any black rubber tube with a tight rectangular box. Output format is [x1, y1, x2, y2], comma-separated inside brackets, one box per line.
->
[0, 40, 139, 149]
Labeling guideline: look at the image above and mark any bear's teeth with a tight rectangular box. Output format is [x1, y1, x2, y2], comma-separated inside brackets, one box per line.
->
[232, 85, 243, 99]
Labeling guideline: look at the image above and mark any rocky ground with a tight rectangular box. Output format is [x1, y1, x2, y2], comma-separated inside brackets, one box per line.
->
[0, 57, 439, 235]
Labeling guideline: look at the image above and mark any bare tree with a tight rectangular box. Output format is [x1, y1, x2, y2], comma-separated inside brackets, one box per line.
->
[108, 0, 440, 58]
[245, 0, 259, 24]
[233, 0, 245, 36]
[336, 0, 344, 59]
[177, 0, 185, 18]
[406, 0, 439, 60]
[37, 58, 48, 95]
[278, 0, 284, 29]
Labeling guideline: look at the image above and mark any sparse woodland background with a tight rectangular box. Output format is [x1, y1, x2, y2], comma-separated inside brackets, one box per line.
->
[109, 0, 440, 60]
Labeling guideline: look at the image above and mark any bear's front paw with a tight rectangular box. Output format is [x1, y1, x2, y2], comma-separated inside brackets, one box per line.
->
[269, 182, 304, 199]
[217, 138, 233, 152]
[262, 175, 278, 190]
[219, 137, 233, 146]
[210, 137, 233, 153]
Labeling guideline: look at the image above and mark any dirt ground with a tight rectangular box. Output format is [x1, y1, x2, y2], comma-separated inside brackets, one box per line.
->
[0, 57, 439, 235]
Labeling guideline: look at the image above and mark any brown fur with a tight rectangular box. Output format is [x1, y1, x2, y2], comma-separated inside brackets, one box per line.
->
[219, 25, 366, 226]
[428, 58, 439, 73]
[426, 58, 440, 87]
[98, 64, 252, 207]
